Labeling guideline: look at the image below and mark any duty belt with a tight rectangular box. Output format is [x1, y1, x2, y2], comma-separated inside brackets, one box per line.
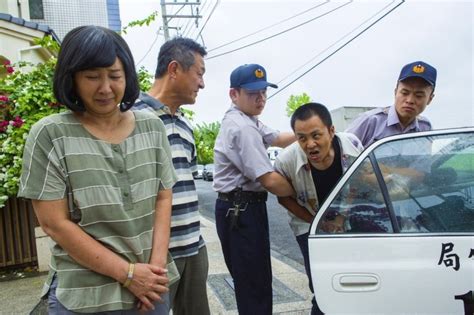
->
[218, 190, 268, 204]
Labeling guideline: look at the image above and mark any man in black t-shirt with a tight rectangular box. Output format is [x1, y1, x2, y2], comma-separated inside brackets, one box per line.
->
[274, 103, 364, 315]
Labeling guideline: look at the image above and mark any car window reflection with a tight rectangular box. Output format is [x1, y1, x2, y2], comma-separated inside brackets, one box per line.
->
[317, 157, 393, 234]
[317, 132, 474, 234]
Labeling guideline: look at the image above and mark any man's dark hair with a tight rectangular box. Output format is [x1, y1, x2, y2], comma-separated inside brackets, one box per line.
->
[290, 102, 333, 131]
[53, 25, 139, 112]
[155, 37, 207, 78]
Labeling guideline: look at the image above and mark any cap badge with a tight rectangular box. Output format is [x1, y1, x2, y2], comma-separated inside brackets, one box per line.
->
[255, 69, 264, 78]
[412, 65, 425, 73]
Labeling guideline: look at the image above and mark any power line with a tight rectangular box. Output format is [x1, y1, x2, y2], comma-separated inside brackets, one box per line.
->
[192, 0, 214, 37]
[207, 0, 329, 53]
[137, 2, 204, 64]
[206, 1, 353, 60]
[180, 4, 199, 37]
[276, 0, 397, 85]
[195, 0, 220, 41]
[180, 13, 195, 37]
[183, 0, 211, 38]
[170, 3, 190, 35]
[136, 31, 161, 66]
[161, 0, 203, 39]
[166, 1, 188, 23]
[268, 0, 405, 100]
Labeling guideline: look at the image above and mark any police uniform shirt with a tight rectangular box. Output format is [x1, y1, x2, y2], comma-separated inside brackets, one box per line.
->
[213, 104, 278, 193]
[345, 105, 432, 148]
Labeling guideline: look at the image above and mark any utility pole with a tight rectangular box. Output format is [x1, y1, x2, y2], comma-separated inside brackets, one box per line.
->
[160, 0, 202, 41]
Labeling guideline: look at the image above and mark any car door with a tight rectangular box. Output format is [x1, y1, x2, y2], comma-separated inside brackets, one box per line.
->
[308, 128, 474, 315]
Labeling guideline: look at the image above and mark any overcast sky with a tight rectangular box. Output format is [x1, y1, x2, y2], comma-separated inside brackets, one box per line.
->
[120, 0, 473, 132]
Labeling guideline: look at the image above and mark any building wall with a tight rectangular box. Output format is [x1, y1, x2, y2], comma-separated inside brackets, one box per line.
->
[30, 0, 110, 40]
[330, 106, 376, 132]
[0, 21, 49, 66]
[107, 0, 121, 32]
[0, 0, 30, 20]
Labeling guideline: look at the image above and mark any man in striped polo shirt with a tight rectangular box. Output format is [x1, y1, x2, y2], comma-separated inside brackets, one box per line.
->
[133, 37, 209, 315]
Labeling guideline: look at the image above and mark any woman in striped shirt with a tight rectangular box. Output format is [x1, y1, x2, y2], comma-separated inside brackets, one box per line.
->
[19, 25, 177, 314]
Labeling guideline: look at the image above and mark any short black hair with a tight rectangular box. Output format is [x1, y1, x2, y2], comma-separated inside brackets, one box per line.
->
[53, 25, 139, 112]
[290, 102, 333, 131]
[155, 37, 207, 78]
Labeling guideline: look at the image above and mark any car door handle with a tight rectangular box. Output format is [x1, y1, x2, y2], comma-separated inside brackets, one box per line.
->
[332, 273, 380, 292]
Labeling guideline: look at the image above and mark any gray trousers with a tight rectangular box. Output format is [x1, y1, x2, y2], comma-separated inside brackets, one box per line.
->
[169, 246, 210, 315]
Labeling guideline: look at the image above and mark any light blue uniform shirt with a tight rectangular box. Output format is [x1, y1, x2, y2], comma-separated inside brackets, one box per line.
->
[346, 105, 432, 148]
[213, 104, 278, 193]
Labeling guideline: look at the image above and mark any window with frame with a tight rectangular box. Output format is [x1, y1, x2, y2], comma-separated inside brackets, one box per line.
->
[316, 132, 474, 234]
[29, 0, 44, 19]
[383, 134, 474, 233]
[317, 157, 393, 234]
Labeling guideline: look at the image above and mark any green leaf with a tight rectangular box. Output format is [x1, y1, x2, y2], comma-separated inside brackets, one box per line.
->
[285, 92, 312, 117]
[0, 57, 63, 207]
[121, 11, 159, 35]
[193, 121, 221, 164]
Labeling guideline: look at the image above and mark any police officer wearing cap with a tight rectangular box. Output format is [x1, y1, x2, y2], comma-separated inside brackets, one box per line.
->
[213, 64, 295, 314]
[346, 60, 437, 148]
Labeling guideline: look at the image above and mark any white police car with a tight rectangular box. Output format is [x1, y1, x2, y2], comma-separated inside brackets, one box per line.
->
[308, 127, 474, 314]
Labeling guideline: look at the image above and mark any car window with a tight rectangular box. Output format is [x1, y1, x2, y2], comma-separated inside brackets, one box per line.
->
[379, 134, 474, 233]
[317, 132, 474, 234]
[317, 157, 394, 234]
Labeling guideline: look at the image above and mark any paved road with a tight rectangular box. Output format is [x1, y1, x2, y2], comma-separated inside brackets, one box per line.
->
[196, 179, 304, 268]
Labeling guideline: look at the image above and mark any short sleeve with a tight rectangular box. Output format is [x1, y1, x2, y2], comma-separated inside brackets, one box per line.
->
[274, 144, 298, 182]
[190, 143, 197, 174]
[346, 132, 365, 152]
[257, 120, 279, 147]
[155, 120, 178, 190]
[235, 125, 274, 181]
[274, 154, 288, 178]
[18, 118, 67, 200]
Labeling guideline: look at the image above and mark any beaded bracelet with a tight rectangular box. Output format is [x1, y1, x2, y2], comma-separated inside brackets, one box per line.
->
[123, 263, 135, 288]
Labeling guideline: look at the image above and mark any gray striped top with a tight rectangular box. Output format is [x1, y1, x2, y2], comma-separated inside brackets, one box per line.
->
[134, 93, 204, 259]
[18, 110, 177, 313]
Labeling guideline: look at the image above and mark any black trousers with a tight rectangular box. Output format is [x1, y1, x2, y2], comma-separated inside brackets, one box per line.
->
[215, 199, 272, 315]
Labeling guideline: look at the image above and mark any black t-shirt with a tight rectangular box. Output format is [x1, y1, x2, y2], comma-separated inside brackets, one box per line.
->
[311, 138, 343, 204]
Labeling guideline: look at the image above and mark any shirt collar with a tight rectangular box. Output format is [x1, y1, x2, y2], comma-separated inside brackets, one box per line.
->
[139, 92, 183, 117]
[293, 143, 311, 173]
[229, 103, 259, 124]
[387, 105, 419, 130]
